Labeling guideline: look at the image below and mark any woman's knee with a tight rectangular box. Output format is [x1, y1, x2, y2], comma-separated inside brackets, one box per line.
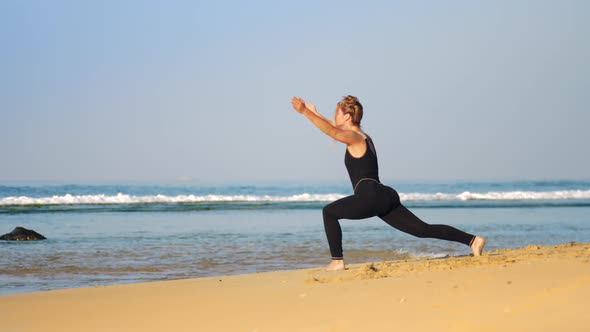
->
[323, 200, 349, 221]
[322, 204, 336, 219]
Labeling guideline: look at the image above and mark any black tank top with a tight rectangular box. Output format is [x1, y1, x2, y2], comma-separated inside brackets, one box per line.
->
[344, 134, 380, 189]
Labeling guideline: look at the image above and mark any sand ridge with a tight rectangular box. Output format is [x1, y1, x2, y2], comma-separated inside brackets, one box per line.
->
[306, 242, 590, 283]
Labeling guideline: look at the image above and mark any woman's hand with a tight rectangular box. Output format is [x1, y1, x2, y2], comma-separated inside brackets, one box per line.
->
[306, 101, 335, 126]
[305, 101, 318, 114]
[291, 96, 307, 114]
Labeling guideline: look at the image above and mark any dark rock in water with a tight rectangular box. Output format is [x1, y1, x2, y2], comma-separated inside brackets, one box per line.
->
[0, 227, 46, 241]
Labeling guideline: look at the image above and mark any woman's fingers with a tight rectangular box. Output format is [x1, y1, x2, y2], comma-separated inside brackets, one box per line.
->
[291, 96, 305, 113]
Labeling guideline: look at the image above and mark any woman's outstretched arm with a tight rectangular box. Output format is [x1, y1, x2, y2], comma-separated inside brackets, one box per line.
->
[304, 101, 334, 126]
[291, 96, 363, 145]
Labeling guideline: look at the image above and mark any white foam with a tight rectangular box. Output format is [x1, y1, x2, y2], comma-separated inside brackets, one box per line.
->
[399, 190, 590, 201]
[0, 190, 589, 206]
[0, 193, 346, 206]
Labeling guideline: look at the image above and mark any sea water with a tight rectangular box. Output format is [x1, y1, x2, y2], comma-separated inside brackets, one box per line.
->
[1, 180, 589, 295]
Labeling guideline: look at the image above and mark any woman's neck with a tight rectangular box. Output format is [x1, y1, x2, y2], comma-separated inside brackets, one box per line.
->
[341, 123, 361, 132]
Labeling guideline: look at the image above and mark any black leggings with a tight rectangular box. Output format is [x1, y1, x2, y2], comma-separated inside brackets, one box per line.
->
[322, 180, 475, 259]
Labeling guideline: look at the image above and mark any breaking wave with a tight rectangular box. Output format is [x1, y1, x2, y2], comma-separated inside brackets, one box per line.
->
[1, 190, 590, 206]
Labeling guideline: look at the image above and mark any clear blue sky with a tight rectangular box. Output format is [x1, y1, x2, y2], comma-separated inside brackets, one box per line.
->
[1, 1, 588, 184]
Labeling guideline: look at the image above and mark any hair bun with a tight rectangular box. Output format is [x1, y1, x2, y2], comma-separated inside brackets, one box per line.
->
[337, 95, 364, 126]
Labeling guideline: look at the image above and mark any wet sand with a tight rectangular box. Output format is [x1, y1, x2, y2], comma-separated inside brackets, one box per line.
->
[1, 242, 589, 331]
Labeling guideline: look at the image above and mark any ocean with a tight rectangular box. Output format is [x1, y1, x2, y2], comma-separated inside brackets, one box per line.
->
[1, 180, 589, 295]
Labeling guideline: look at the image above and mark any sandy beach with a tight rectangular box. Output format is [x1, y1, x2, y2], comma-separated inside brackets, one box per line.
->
[1, 242, 589, 332]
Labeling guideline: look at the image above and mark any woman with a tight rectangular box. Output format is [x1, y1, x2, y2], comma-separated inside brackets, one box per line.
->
[291, 95, 487, 271]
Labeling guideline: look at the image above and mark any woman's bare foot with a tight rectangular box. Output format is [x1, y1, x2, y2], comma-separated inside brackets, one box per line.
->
[326, 259, 345, 271]
[470, 236, 487, 256]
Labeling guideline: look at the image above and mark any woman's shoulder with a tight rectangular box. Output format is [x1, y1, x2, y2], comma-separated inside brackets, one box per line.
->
[356, 130, 368, 140]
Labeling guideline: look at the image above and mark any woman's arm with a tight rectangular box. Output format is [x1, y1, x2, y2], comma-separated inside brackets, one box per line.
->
[291, 96, 363, 145]
[305, 102, 335, 126]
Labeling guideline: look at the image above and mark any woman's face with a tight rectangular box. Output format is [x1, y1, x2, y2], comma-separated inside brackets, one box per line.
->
[334, 107, 348, 127]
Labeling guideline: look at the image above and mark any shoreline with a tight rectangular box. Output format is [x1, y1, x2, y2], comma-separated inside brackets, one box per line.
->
[1, 242, 589, 331]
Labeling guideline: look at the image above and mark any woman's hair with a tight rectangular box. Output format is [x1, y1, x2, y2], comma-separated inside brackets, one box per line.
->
[337, 95, 363, 126]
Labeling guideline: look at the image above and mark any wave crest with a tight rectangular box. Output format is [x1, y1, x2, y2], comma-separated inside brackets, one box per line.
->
[400, 190, 590, 201]
[0, 193, 346, 206]
[1, 190, 590, 206]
